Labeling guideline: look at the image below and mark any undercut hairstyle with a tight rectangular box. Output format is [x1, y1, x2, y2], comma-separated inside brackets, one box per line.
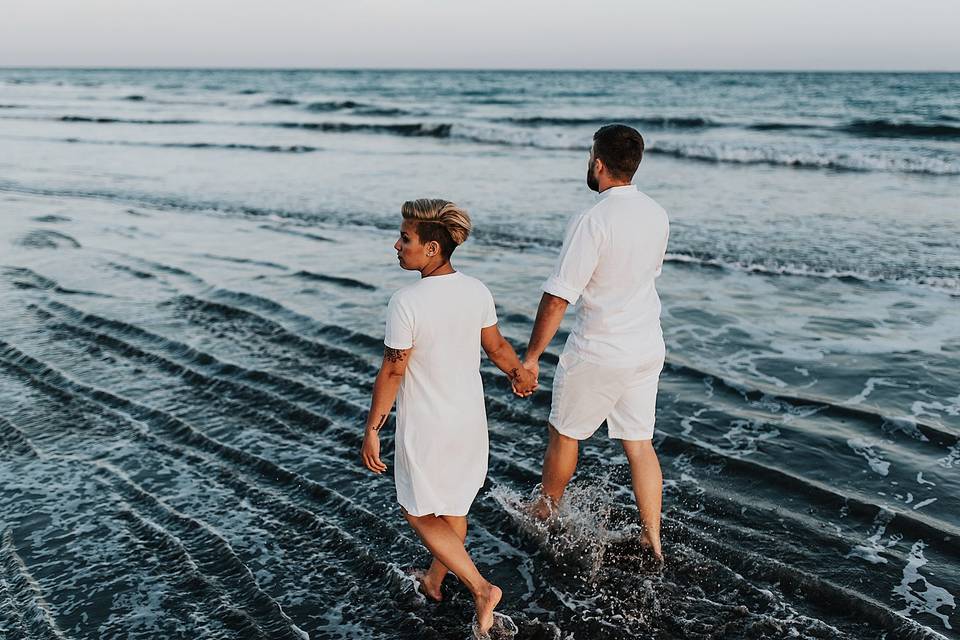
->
[593, 124, 645, 181]
[401, 199, 472, 260]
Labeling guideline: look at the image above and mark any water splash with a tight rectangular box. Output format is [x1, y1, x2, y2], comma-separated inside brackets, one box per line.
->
[490, 485, 607, 583]
[470, 612, 518, 640]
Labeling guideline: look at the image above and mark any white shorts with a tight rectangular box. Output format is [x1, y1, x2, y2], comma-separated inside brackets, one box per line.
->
[549, 348, 665, 441]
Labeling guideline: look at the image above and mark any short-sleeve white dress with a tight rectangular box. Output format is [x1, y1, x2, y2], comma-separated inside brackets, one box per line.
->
[384, 271, 498, 517]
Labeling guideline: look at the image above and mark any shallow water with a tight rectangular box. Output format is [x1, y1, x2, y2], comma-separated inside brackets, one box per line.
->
[0, 69, 958, 639]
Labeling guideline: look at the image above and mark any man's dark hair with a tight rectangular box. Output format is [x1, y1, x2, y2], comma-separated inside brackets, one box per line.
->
[592, 124, 644, 180]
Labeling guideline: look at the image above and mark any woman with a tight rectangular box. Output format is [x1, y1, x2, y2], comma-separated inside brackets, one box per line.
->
[361, 198, 536, 634]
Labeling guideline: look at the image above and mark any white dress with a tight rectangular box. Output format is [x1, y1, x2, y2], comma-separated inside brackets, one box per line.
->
[384, 271, 497, 517]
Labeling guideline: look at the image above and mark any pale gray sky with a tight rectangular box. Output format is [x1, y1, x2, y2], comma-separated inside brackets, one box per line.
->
[2, 0, 957, 70]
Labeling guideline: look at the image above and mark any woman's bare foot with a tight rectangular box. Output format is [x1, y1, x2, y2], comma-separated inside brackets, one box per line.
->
[413, 569, 443, 602]
[474, 583, 503, 635]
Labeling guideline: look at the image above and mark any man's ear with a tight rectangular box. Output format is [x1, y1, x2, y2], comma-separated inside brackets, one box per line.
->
[593, 157, 605, 176]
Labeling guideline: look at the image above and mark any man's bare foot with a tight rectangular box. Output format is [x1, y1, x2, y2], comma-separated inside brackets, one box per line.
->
[525, 495, 557, 522]
[474, 583, 503, 635]
[413, 569, 443, 602]
[639, 533, 664, 568]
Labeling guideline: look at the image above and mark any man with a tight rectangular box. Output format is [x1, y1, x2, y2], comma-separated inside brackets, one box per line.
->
[522, 124, 670, 562]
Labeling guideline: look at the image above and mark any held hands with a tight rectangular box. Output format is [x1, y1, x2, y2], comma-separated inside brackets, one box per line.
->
[510, 358, 539, 398]
[361, 429, 387, 474]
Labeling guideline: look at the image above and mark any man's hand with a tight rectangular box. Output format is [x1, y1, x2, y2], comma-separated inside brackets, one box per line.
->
[361, 430, 387, 474]
[522, 357, 539, 386]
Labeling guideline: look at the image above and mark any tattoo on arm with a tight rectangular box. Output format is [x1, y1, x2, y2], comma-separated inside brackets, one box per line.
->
[508, 367, 520, 382]
[384, 347, 406, 363]
[373, 413, 387, 432]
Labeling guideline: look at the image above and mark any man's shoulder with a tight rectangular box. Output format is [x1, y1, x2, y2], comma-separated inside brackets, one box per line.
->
[589, 193, 668, 236]
[593, 189, 666, 215]
[634, 189, 668, 217]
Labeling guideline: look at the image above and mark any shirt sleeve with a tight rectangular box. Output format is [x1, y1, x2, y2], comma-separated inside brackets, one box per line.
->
[542, 212, 605, 304]
[481, 285, 498, 328]
[384, 293, 414, 350]
[655, 223, 670, 278]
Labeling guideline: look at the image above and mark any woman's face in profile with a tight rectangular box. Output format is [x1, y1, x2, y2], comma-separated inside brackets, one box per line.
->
[395, 219, 430, 271]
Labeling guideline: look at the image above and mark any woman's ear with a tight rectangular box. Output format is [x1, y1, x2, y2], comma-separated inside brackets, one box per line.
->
[425, 240, 440, 258]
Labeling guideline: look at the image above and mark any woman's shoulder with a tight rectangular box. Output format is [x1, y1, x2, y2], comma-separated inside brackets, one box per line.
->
[454, 272, 494, 297]
[453, 270, 486, 288]
[387, 281, 421, 308]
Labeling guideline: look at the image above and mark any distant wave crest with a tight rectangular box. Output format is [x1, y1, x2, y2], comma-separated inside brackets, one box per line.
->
[305, 100, 409, 116]
[60, 115, 200, 125]
[646, 141, 959, 175]
[840, 118, 960, 139]
[501, 116, 715, 128]
[273, 121, 451, 137]
[665, 251, 960, 295]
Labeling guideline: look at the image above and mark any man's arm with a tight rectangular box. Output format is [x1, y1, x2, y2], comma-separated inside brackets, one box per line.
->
[523, 292, 569, 377]
[526, 212, 601, 374]
[360, 346, 410, 474]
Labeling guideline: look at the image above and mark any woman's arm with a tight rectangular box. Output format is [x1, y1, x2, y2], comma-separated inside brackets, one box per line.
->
[360, 346, 410, 474]
[480, 324, 537, 397]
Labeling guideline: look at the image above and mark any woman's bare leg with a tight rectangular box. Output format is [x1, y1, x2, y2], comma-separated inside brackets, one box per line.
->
[404, 512, 501, 633]
[419, 515, 467, 601]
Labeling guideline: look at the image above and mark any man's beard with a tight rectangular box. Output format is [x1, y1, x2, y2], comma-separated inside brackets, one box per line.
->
[586, 164, 599, 192]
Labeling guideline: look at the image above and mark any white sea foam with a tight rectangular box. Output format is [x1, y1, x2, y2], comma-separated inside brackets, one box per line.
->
[916, 472, 936, 487]
[893, 541, 956, 631]
[938, 443, 960, 469]
[846, 438, 891, 476]
[846, 509, 897, 565]
[911, 393, 960, 422]
[718, 418, 780, 459]
[680, 408, 709, 436]
[846, 377, 903, 406]
[880, 416, 930, 443]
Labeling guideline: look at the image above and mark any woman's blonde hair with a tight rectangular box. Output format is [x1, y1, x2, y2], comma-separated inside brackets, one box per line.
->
[401, 199, 472, 259]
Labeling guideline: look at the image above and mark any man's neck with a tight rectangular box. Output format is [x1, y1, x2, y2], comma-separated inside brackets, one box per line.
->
[598, 180, 633, 193]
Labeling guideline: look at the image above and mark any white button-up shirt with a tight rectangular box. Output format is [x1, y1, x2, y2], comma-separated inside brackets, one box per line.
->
[543, 184, 670, 367]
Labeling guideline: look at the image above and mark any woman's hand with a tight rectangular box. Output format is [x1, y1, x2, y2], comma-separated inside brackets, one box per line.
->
[510, 364, 538, 398]
[361, 430, 387, 474]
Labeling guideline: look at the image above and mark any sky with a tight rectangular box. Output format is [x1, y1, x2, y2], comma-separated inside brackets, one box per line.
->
[1, 0, 958, 71]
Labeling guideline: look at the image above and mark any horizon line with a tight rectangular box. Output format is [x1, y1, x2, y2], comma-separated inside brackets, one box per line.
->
[1, 65, 958, 74]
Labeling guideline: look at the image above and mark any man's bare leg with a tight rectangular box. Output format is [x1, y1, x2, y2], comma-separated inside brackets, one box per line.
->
[531, 424, 580, 520]
[404, 512, 501, 633]
[620, 439, 663, 561]
[418, 515, 467, 601]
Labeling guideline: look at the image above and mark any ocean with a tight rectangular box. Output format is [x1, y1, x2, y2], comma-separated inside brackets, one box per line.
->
[0, 68, 957, 639]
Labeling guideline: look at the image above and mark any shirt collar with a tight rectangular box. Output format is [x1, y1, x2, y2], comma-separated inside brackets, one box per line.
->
[596, 184, 637, 199]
